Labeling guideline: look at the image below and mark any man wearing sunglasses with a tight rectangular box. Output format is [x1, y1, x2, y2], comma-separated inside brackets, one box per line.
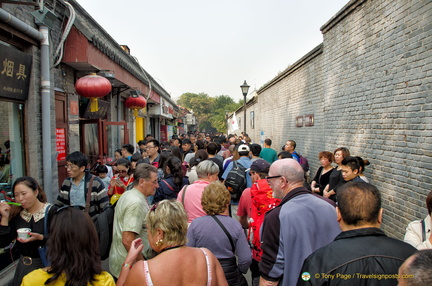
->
[259, 159, 341, 286]
[57, 151, 109, 219]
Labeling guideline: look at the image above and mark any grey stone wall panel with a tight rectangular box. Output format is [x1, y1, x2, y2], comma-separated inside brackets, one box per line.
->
[255, 0, 432, 239]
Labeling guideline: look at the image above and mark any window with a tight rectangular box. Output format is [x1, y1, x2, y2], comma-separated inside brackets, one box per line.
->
[0, 101, 25, 195]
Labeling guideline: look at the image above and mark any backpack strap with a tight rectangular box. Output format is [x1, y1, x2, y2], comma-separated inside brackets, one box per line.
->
[162, 180, 175, 192]
[421, 219, 426, 242]
[211, 215, 235, 253]
[181, 185, 189, 206]
[233, 160, 244, 170]
[85, 175, 95, 213]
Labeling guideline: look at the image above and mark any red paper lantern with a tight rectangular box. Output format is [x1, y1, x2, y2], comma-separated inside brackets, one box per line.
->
[125, 94, 147, 117]
[75, 74, 112, 112]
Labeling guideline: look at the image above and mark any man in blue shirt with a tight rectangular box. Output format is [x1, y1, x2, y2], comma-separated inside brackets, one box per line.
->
[222, 144, 252, 190]
[283, 140, 300, 162]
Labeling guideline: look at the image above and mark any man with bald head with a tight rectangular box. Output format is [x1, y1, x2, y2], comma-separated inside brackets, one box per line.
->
[297, 181, 416, 286]
[259, 159, 341, 286]
[398, 249, 432, 286]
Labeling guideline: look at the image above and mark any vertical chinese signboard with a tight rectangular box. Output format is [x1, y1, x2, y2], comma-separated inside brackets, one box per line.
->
[56, 128, 66, 161]
[0, 45, 32, 101]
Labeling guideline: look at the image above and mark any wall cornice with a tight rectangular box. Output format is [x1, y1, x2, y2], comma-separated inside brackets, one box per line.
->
[257, 43, 323, 94]
[320, 0, 367, 34]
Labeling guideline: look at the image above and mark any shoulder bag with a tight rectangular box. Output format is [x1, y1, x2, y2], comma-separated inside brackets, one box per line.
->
[38, 205, 51, 267]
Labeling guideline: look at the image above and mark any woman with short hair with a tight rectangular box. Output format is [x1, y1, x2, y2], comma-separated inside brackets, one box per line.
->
[323, 147, 350, 201]
[117, 200, 227, 286]
[178, 160, 220, 223]
[21, 207, 115, 285]
[187, 149, 209, 184]
[311, 151, 335, 196]
[187, 181, 251, 286]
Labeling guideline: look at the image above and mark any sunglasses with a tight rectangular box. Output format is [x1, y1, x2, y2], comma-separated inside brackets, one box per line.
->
[118, 170, 128, 174]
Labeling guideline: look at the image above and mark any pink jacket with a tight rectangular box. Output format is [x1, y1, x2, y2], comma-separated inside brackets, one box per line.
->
[177, 180, 210, 223]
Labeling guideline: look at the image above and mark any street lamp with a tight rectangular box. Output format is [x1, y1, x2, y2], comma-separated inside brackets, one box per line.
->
[240, 80, 250, 133]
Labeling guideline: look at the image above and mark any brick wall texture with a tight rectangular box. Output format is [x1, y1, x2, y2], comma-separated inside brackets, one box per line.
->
[244, 0, 432, 239]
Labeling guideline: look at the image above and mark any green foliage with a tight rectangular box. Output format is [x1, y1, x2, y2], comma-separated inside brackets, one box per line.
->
[177, 93, 241, 132]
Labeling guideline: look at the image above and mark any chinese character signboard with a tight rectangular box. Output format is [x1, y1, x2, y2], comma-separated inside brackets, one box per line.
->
[56, 128, 66, 161]
[70, 100, 79, 115]
[0, 45, 32, 101]
[82, 99, 109, 119]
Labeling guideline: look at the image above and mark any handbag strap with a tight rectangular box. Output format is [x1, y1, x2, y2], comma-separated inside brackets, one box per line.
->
[162, 179, 175, 192]
[43, 204, 51, 237]
[211, 215, 235, 253]
[421, 219, 426, 242]
[85, 175, 95, 213]
[181, 185, 188, 205]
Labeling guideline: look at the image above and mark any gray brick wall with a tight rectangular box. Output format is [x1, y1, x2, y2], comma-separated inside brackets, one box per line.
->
[3, 2, 61, 199]
[254, 0, 432, 239]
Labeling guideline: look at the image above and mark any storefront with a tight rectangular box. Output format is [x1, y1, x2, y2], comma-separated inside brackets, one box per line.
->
[0, 42, 32, 196]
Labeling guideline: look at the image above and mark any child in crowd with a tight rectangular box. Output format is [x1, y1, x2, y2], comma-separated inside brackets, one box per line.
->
[340, 156, 365, 183]
[96, 165, 111, 189]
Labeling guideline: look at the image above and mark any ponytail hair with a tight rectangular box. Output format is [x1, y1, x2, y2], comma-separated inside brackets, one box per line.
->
[165, 156, 184, 189]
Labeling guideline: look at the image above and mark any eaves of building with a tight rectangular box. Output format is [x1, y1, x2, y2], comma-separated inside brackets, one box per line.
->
[66, 0, 176, 107]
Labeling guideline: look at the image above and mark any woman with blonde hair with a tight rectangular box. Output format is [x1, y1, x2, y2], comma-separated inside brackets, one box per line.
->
[117, 200, 227, 286]
[187, 182, 251, 286]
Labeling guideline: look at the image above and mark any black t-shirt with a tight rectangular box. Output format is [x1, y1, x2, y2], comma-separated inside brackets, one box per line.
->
[208, 157, 224, 180]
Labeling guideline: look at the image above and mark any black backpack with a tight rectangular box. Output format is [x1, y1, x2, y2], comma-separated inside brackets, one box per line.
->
[224, 161, 247, 201]
[93, 201, 116, 260]
[86, 175, 116, 260]
[298, 154, 310, 172]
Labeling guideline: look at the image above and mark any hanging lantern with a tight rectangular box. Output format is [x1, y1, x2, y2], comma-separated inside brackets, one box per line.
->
[75, 73, 112, 112]
[125, 93, 147, 117]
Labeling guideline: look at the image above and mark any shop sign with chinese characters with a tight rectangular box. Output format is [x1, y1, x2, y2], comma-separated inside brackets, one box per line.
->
[56, 128, 66, 161]
[0, 45, 32, 100]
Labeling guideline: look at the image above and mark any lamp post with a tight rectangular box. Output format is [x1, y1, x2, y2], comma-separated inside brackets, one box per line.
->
[240, 80, 250, 133]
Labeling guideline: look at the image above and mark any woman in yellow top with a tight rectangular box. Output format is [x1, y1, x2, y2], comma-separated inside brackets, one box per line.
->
[21, 207, 115, 286]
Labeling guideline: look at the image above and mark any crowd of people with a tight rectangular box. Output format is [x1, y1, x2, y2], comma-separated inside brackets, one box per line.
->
[0, 131, 430, 286]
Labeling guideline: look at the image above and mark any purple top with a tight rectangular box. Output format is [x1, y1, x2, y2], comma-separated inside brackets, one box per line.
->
[187, 214, 252, 273]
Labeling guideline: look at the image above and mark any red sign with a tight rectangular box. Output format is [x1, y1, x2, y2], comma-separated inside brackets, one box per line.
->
[160, 125, 168, 142]
[56, 128, 66, 161]
[70, 100, 79, 115]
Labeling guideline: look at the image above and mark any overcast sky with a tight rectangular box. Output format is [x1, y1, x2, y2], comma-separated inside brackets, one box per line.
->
[77, 0, 349, 102]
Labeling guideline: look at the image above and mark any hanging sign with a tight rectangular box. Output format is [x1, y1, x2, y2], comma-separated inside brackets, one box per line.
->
[0, 45, 32, 101]
[56, 128, 66, 161]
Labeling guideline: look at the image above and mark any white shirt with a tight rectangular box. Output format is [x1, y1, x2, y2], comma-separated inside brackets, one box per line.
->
[404, 214, 432, 249]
